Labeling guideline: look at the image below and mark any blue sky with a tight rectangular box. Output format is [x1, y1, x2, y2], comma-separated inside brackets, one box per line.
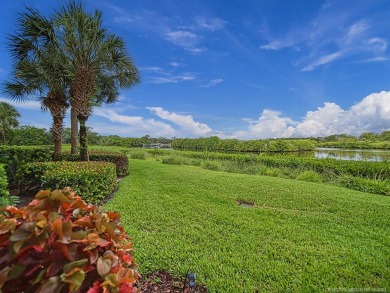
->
[0, 0, 389, 139]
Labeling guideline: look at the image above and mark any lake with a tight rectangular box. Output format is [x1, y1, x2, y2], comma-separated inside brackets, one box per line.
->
[315, 147, 390, 162]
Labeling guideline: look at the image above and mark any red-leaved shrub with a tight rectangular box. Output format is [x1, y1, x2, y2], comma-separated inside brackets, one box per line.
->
[0, 188, 139, 292]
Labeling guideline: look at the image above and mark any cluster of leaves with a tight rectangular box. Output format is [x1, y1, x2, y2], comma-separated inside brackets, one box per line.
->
[172, 137, 317, 152]
[61, 152, 129, 176]
[0, 146, 52, 187]
[17, 162, 117, 204]
[0, 164, 13, 206]
[0, 188, 138, 292]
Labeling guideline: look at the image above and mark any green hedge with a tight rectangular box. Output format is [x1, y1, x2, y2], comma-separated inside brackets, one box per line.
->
[61, 152, 129, 176]
[0, 146, 52, 186]
[16, 161, 117, 203]
[0, 164, 9, 202]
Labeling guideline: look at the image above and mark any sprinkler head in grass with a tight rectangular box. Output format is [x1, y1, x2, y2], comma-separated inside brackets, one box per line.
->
[187, 272, 196, 288]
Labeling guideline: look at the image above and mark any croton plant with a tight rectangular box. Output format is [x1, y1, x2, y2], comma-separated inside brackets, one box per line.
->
[0, 188, 139, 292]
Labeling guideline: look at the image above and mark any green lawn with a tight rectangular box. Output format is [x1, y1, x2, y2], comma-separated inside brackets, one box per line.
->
[104, 159, 390, 292]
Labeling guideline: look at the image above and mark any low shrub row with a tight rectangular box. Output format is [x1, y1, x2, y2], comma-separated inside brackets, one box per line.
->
[0, 146, 52, 187]
[0, 188, 138, 292]
[60, 152, 129, 176]
[16, 161, 117, 203]
[172, 137, 317, 152]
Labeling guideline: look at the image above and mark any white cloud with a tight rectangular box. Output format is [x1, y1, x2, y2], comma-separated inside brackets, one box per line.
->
[147, 72, 198, 84]
[367, 38, 387, 52]
[260, 4, 388, 71]
[233, 91, 390, 139]
[233, 109, 296, 139]
[202, 78, 223, 88]
[165, 30, 198, 47]
[302, 51, 343, 71]
[0, 98, 42, 110]
[148, 107, 212, 136]
[168, 61, 182, 67]
[94, 108, 176, 137]
[194, 16, 227, 31]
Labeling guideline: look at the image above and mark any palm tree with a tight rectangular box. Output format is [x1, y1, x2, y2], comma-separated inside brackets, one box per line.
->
[4, 8, 70, 160]
[0, 102, 20, 145]
[55, 1, 139, 160]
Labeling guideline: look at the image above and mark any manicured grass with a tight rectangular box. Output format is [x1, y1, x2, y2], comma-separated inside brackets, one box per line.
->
[107, 159, 390, 292]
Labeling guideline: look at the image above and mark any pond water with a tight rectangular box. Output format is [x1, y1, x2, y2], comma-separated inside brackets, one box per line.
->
[314, 148, 390, 162]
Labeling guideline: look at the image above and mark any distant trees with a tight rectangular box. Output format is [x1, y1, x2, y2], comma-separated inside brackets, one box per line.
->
[0, 102, 20, 145]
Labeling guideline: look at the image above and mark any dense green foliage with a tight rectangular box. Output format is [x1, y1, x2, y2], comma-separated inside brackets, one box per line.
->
[61, 152, 129, 176]
[17, 161, 117, 203]
[105, 159, 390, 292]
[318, 140, 390, 149]
[0, 188, 138, 292]
[0, 146, 52, 186]
[0, 102, 20, 145]
[0, 164, 11, 206]
[172, 137, 317, 152]
[8, 126, 53, 146]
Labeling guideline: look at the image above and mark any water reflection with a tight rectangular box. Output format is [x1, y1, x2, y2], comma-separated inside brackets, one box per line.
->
[314, 148, 390, 162]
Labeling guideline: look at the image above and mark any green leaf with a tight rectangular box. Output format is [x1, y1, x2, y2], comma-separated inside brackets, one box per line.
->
[7, 265, 25, 280]
[63, 258, 88, 273]
[60, 268, 85, 293]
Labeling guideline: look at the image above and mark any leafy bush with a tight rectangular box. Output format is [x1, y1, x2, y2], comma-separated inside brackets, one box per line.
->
[16, 161, 117, 204]
[296, 170, 323, 183]
[339, 175, 390, 196]
[0, 146, 52, 186]
[162, 155, 188, 165]
[89, 153, 129, 176]
[201, 160, 221, 171]
[129, 151, 146, 160]
[61, 152, 129, 176]
[0, 188, 138, 292]
[0, 164, 17, 207]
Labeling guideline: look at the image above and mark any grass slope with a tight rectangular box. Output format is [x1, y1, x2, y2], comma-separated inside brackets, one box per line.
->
[105, 159, 390, 292]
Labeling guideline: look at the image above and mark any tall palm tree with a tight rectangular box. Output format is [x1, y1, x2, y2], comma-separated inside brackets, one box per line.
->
[55, 1, 139, 160]
[0, 102, 20, 145]
[4, 8, 70, 160]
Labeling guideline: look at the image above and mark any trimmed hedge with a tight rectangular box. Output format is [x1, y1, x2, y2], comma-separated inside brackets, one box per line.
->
[0, 146, 52, 186]
[16, 161, 117, 203]
[0, 164, 10, 206]
[61, 152, 129, 176]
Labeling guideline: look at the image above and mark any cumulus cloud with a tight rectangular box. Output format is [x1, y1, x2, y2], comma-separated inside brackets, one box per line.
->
[94, 108, 176, 137]
[148, 107, 212, 136]
[234, 91, 390, 139]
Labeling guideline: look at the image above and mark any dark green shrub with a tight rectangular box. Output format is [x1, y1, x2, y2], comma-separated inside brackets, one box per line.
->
[89, 153, 129, 176]
[201, 160, 221, 171]
[0, 146, 52, 186]
[0, 164, 17, 206]
[16, 161, 117, 203]
[129, 150, 146, 160]
[61, 152, 129, 176]
[296, 170, 323, 183]
[339, 175, 390, 196]
[0, 188, 138, 292]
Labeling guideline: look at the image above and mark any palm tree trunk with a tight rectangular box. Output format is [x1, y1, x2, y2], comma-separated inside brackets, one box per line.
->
[79, 118, 89, 161]
[52, 116, 63, 161]
[70, 107, 78, 155]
